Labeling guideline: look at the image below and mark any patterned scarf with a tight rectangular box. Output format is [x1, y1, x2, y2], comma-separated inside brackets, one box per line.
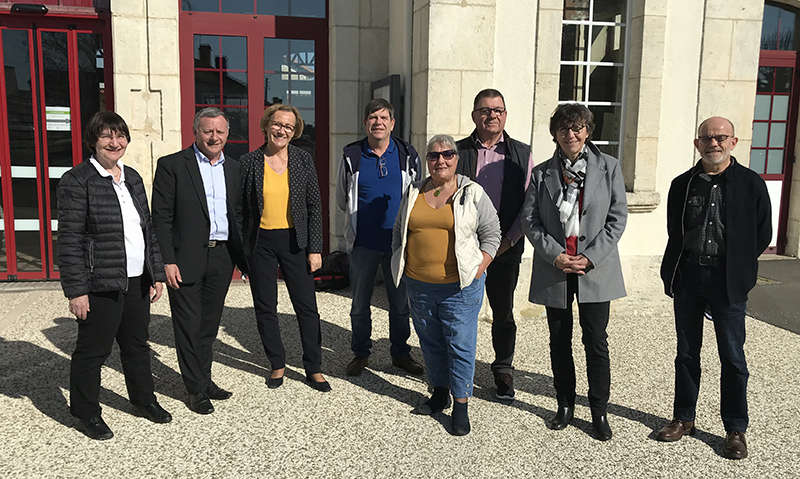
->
[556, 147, 587, 238]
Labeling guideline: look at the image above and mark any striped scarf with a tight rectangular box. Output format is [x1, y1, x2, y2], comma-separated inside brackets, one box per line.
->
[556, 147, 587, 238]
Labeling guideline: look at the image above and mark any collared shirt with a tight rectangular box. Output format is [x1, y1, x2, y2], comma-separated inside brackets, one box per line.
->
[193, 143, 229, 241]
[683, 167, 727, 257]
[355, 137, 402, 252]
[89, 156, 145, 278]
[473, 133, 534, 243]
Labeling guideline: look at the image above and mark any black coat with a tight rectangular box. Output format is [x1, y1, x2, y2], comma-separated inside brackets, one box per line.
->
[660, 157, 772, 303]
[57, 160, 166, 298]
[151, 147, 248, 283]
[239, 144, 323, 258]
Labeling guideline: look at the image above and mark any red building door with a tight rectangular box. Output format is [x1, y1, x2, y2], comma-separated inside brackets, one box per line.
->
[179, 1, 329, 251]
[0, 15, 111, 280]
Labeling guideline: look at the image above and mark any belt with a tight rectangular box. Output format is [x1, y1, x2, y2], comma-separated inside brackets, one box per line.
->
[685, 252, 723, 267]
[207, 240, 226, 248]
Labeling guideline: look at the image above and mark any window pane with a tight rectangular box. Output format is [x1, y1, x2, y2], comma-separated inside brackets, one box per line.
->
[78, 33, 105, 161]
[757, 67, 774, 93]
[289, 0, 326, 18]
[773, 95, 790, 121]
[593, 0, 626, 23]
[761, 4, 781, 50]
[769, 122, 786, 148]
[258, 0, 289, 16]
[588, 105, 621, 144]
[750, 149, 766, 174]
[224, 107, 248, 142]
[591, 25, 625, 63]
[182, 0, 218, 12]
[775, 67, 793, 93]
[224, 142, 249, 161]
[564, 0, 589, 20]
[223, 72, 248, 105]
[559, 65, 586, 101]
[195, 35, 221, 69]
[222, 0, 255, 14]
[754, 95, 771, 120]
[195, 70, 220, 105]
[767, 149, 784, 174]
[596, 143, 619, 159]
[752, 122, 768, 148]
[587, 65, 623, 102]
[220, 36, 247, 71]
[3, 29, 37, 168]
[561, 24, 588, 62]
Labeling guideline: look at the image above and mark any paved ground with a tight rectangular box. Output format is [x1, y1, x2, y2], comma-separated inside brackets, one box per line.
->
[749, 256, 800, 334]
[1, 257, 798, 478]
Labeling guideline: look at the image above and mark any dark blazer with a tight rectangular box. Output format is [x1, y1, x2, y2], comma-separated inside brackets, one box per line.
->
[239, 143, 323, 258]
[151, 146, 248, 283]
[660, 157, 771, 303]
[521, 142, 627, 309]
[58, 160, 166, 298]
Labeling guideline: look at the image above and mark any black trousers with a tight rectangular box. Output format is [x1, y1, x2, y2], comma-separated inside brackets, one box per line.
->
[486, 259, 520, 376]
[249, 228, 322, 374]
[545, 274, 610, 417]
[70, 275, 155, 420]
[168, 243, 233, 394]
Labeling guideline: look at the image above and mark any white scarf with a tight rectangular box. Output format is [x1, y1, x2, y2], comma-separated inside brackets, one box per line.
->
[556, 147, 587, 238]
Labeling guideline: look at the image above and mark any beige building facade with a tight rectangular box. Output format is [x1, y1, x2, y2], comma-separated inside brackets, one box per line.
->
[0, 0, 797, 280]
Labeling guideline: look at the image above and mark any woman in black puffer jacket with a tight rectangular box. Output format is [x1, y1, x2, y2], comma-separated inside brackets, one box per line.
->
[57, 111, 170, 440]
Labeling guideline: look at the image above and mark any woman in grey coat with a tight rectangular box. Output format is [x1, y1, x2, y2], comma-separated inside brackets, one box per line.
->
[521, 103, 627, 441]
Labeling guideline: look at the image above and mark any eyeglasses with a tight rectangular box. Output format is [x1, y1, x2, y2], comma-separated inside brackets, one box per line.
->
[557, 124, 587, 136]
[270, 121, 296, 134]
[473, 107, 506, 117]
[378, 156, 388, 178]
[697, 134, 731, 144]
[98, 132, 128, 142]
[426, 150, 457, 161]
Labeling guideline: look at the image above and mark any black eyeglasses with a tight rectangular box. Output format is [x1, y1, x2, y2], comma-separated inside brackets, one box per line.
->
[557, 124, 587, 136]
[378, 156, 388, 178]
[426, 150, 457, 161]
[698, 134, 731, 144]
[473, 107, 506, 117]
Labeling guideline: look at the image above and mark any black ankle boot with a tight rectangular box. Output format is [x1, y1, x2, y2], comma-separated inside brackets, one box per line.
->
[451, 401, 470, 436]
[592, 414, 613, 441]
[412, 387, 451, 415]
[548, 405, 574, 430]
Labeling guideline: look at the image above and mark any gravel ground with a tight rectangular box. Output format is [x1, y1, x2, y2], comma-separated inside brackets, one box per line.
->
[0, 257, 798, 478]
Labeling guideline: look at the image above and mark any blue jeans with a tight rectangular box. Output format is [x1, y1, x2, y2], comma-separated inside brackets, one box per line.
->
[349, 246, 411, 359]
[673, 261, 749, 432]
[405, 274, 485, 398]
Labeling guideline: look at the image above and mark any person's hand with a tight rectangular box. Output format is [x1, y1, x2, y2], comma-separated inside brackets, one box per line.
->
[555, 253, 590, 275]
[149, 282, 164, 303]
[475, 252, 493, 279]
[495, 237, 513, 257]
[165, 264, 182, 290]
[308, 253, 322, 273]
[69, 295, 90, 320]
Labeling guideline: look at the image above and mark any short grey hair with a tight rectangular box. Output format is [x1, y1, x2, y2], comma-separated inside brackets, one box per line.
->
[193, 107, 230, 130]
[427, 134, 458, 154]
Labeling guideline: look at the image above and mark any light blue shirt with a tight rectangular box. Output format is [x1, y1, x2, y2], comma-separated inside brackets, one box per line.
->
[193, 144, 229, 241]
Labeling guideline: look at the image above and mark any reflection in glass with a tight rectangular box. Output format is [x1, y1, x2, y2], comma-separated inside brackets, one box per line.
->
[12, 177, 42, 272]
[224, 142, 249, 161]
[223, 72, 248, 105]
[775, 67, 793, 93]
[41, 31, 73, 170]
[222, 0, 255, 14]
[561, 24, 587, 62]
[772, 95, 790, 121]
[750, 149, 767, 174]
[3, 30, 37, 168]
[220, 36, 247, 70]
[769, 123, 787, 148]
[224, 107, 249, 142]
[196, 70, 221, 105]
[588, 65, 623, 102]
[78, 33, 105, 161]
[258, 0, 325, 18]
[564, 0, 589, 20]
[195, 35, 221, 69]
[591, 25, 625, 63]
[754, 95, 771, 120]
[757, 67, 774, 93]
[559, 65, 586, 102]
[761, 3, 800, 51]
[588, 105, 621, 144]
[767, 149, 784, 174]
[182, 0, 218, 12]
[593, 0, 626, 23]
[752, 123, 768, 148]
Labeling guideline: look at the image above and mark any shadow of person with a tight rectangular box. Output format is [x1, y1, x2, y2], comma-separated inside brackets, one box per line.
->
[0, 331, 128, 429]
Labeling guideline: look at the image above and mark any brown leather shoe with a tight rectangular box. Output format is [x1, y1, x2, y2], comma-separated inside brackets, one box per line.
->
[723, 431, 748, 459]
[346, 356, 369, 376]
[392, 355, 424, 375]
[656, 419, 696, 442]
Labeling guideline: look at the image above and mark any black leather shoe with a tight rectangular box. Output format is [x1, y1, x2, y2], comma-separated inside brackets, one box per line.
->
[392, 355, 424, 375]
[133, 401, 173, 423]
[79, 416, 114, 440]
[266, 375, 284, 389]
[206, 382, 233, 400]
[592, 414, 613, 441]
[306, 374, 332, 392]
[722, 431, 748, 459]
[548, 405, 574, 430]
[188, 392, 214, 414]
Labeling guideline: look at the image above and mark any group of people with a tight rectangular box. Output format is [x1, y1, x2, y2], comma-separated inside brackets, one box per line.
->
[57, 89, 771, 460]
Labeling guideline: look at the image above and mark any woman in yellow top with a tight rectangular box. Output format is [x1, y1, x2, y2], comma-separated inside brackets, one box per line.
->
[240, 104, 329, 392]
[391, 134, 501, 435]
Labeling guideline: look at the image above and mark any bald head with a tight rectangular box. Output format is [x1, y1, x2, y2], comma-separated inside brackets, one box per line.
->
[694, 116, 738, 174]
[697, 116, 735, 137]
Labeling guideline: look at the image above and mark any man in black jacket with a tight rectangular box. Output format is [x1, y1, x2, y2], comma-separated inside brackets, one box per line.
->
[657, 116, 771, 459]
[152, 107, 247, 415]
[456, 89, 533, 401]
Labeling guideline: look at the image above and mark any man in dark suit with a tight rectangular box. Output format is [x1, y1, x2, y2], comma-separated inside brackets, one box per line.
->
[152, 107, 247, 415]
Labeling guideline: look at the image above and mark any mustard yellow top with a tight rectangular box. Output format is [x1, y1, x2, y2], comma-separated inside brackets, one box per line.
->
[404, 194, 458, 284]
[260, 161, 294, 230]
